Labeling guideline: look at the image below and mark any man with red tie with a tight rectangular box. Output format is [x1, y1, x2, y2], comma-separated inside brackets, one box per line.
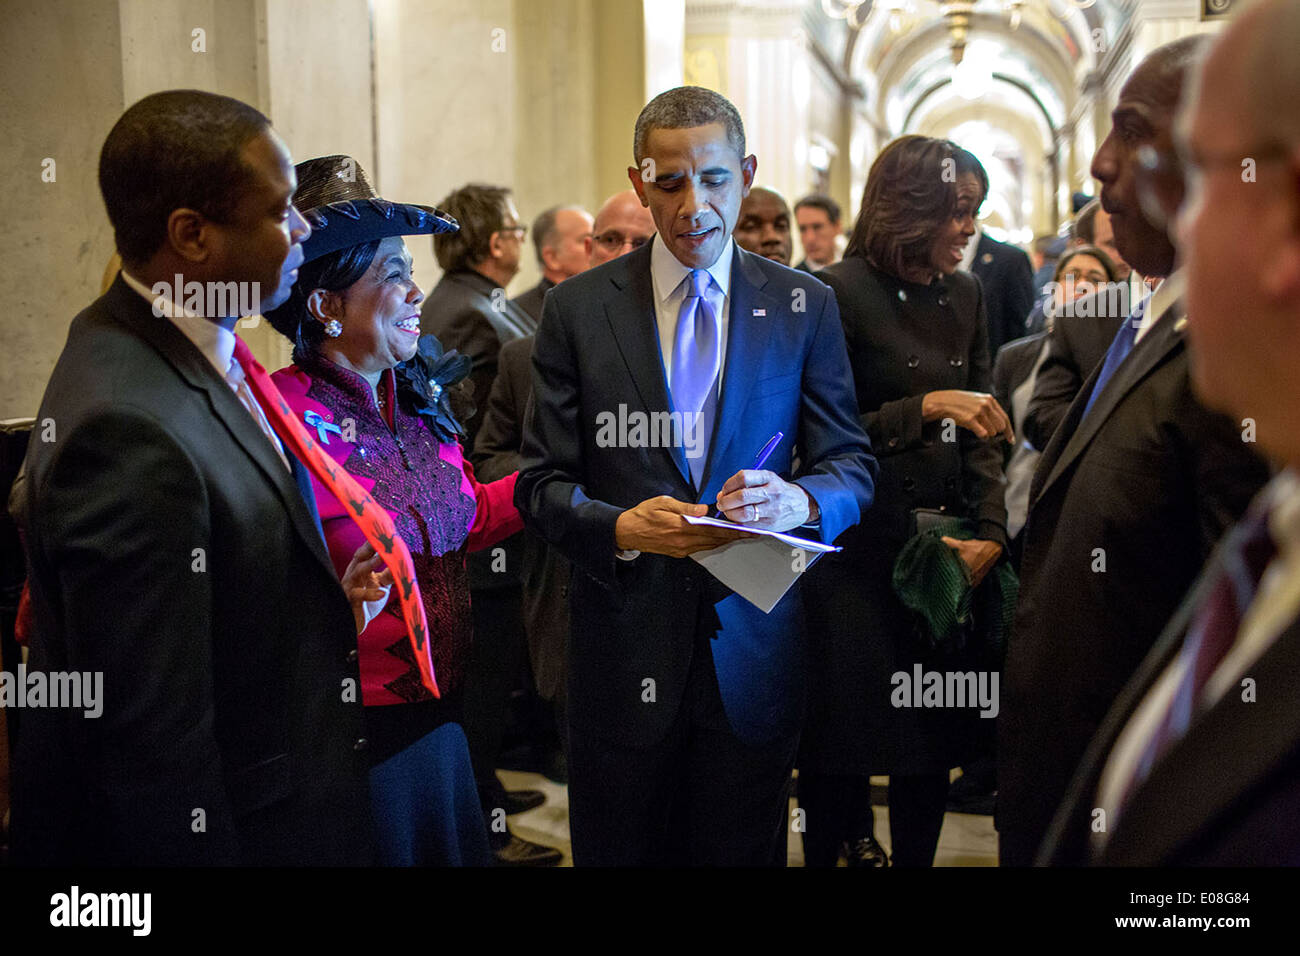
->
[1040, 0, 1300, 866]
[996, 36, 1271, 867]
[11, 90, 398, 865]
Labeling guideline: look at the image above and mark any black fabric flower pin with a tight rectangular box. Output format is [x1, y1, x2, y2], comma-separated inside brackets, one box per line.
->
[395, 334, 471, 444]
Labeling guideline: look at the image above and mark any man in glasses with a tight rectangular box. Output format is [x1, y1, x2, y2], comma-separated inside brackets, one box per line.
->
[585, 189, 656, 268]
[998, 35, 1270, 867]
[1041, 0, 1300, 865]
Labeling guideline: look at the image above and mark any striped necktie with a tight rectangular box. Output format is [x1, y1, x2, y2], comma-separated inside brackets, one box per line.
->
[1119, 505, 1276, 811]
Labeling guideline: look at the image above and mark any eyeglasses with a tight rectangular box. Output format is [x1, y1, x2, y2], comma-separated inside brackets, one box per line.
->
[593, 231, 651, 253]
[1137, 140, 1291, 229]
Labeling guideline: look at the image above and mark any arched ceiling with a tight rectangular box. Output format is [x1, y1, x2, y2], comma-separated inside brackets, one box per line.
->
[842, 1, 1130, 133]
[817, 0, 1134, 231]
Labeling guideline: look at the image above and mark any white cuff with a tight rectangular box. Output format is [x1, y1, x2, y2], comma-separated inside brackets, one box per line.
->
[361, 585, 392, 629]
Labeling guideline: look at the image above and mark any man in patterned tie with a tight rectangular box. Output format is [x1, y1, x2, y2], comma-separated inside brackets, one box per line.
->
[996, 36, 1272, 867]
[11, 90, 384, 865]
[1040, 0, 1300, 866]
[516, 86, 876, 865]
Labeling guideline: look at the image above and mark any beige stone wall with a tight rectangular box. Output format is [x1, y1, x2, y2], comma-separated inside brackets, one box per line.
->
[2, 0, 607, 415]
[0, 0, 125, 420]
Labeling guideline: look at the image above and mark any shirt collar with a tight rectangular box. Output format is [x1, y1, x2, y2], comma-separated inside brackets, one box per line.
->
[650, 232, 734, 306]
[1264, 468, 1300, 559]
[119, 269, 237, 378]
[1146, 268, 1186, 324]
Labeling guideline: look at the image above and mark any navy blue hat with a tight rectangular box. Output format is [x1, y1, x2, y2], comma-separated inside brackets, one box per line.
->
[293, 155, 458, 264]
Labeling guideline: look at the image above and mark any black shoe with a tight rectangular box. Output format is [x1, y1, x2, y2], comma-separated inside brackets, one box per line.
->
[842, 835, 890, 867]
[502, 788, 546, 815]
[494, 834, 562, 867]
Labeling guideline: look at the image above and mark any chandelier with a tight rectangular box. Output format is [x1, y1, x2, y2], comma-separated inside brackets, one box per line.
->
[820, 0, 1099, 64]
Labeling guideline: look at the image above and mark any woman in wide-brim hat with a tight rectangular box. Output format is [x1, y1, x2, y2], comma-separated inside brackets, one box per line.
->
[265, 156, 523, 866]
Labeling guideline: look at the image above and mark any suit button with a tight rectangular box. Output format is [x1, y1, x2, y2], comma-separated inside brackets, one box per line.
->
[897, 289, 908, 302]
[353, 738, 369, 752]
[950, 357, 964, 367]
[907, 355, 920, 369]
[888, 437, 900, 449]
[347, 649, 358, 664]
[945, 477, 957, 490]
[938, 293, 949, 307]
[903, 477, 915, 492]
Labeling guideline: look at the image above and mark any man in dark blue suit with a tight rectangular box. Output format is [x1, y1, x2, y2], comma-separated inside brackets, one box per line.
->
[516, 86, 876, 865]
[967, 228, 1036, 358]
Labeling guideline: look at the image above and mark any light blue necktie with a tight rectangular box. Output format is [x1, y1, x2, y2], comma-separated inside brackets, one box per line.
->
[1082, 295, 1149, 419]
[670, 269, 721, 486]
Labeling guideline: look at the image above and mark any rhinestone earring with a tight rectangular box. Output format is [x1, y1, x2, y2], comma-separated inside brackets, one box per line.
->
[324, 319, 343, 338]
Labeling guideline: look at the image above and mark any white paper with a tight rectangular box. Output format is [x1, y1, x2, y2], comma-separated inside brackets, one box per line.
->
[681, 514, 840, 553]
[685, 521, 836, 614]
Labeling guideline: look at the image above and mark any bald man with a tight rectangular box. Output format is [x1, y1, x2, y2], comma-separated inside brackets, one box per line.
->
[585, 189, 656, 268]
[1040, 0, 1300, 867]
[513, 205, 594, 324]
[997, 35, 1270, 867]
[733, 187, 793, 266]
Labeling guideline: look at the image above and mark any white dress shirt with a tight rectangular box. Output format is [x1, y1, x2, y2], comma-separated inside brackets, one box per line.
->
[120, 269, 290, 472]
[1094, 469, 1300, 849]
[616, 235, 735, 561]
[650, 232, 734, 397]
[1133, 269, 1185, 344]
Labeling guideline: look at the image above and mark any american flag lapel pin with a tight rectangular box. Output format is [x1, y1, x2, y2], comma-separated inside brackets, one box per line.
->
[753, 308, 766, 316]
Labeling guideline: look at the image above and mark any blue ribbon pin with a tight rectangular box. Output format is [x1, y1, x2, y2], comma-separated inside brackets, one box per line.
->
[304, 409, 343, 445]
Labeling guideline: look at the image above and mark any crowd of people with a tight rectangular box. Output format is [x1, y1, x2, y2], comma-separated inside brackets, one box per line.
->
[3, 0, 1299, 868]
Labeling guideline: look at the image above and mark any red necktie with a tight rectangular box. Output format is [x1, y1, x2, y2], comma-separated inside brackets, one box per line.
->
[1120, 504, 1275, 810]
[231, 337, 439, 698]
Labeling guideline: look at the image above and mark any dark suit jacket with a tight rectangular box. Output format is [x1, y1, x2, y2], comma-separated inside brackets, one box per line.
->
[1022, 289, 1128, 451]
[473, 334, 570, 701]
[993, 332, 1049, 432]
[11, 276, 372, 866]
[420, 268, 537, 446]
[969, 232, 1036, 360]
[515, 240, 877, 748]
[1040, 512, 1300, 865]
[998, 291, 1271, 866]
[511, 277, 553, 325]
